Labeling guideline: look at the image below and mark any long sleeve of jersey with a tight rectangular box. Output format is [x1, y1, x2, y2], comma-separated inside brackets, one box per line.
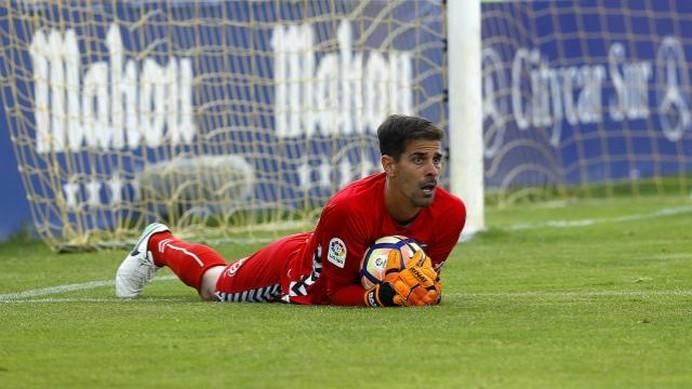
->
[313, 202, 371, 306]
[426, 199, 467, 272]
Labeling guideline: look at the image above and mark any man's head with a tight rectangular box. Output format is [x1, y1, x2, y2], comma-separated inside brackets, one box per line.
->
[378, 115, 444, 219]
[377, 115, 444, 160]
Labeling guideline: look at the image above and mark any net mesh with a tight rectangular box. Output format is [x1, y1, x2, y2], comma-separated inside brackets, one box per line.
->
[6, 1, 689, 251]
[0, 0, 447, 250]
[481, 0, 692, 205]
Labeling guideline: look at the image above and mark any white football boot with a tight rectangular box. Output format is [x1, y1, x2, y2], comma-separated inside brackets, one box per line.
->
[115, 223, 170, 298]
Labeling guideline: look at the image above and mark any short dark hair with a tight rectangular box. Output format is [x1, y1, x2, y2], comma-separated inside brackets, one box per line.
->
[377, 114, 444, 160]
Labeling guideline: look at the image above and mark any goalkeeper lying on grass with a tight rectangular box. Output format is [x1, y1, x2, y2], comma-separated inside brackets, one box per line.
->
[115, 114, 466, 307]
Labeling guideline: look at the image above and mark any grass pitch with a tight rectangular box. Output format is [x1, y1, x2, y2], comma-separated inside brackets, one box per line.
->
[1, 196, 691, 388]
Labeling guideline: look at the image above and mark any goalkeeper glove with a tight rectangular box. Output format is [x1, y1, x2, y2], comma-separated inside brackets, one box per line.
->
[363, 249, 414, 307]
[391, 262, 440, 306]
[432, 275, 442, 305]
[410, 251, 443, 304]
[363, 281, 406, 307]
[411, 252, 443, 305]
[363, 250, 441, 307]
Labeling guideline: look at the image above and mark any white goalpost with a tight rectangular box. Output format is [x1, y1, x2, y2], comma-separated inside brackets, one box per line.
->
[447, 0, 485, 236]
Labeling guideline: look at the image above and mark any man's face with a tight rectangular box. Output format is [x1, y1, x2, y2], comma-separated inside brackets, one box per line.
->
[387, 139, 443, 208]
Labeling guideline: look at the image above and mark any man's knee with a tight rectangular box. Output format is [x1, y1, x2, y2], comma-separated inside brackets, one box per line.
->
[199, 266, 224, 301]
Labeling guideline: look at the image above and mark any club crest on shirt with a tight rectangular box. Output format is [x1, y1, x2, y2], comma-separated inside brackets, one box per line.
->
[327, 238, 347, 268]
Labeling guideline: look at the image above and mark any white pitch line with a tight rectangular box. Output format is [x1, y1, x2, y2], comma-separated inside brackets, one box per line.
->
[3, 288, 692, 304]
[1, 296, 194, 304]
[0, 275, 177, 302]
[460, 204, 692, 241]
[507, 204, 692, 231]
[448, 290, 692, 298]
[630, 253, 692, 261]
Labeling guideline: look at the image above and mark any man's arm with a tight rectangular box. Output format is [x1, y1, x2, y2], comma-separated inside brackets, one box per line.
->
[314, 203, 372, 306]
[314, 202, 415, 306]
[317, 202, 447, 307]
[328, 284, 369, 306]
[329, 250, 442, 307]
[426, 198, 466, 269]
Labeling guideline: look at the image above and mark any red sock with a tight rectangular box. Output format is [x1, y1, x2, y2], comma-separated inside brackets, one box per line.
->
[147, 232, 227, 291]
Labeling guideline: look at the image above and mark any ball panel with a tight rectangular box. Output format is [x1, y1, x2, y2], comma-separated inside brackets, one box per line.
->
[360, 235, 424, 289]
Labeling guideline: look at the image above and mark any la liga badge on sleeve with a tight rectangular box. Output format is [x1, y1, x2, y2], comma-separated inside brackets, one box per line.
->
[327, 238, 347, 268]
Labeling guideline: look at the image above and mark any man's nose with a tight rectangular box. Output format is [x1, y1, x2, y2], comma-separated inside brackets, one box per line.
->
[425, 160, 440, 176]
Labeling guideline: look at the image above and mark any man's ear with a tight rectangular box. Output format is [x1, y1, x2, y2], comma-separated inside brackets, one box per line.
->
[381, 155, 396, 177]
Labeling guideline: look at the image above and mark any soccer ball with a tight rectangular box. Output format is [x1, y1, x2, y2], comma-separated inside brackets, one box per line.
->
[359, 235, 424, 289]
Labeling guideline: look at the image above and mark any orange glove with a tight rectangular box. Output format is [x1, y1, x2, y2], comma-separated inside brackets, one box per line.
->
[389, 256, 440, 306]
[432, 275, 442, 305]
[363, 249, 410, 306]
[364, 250, 440, 307]
[408, 249, 442, 304]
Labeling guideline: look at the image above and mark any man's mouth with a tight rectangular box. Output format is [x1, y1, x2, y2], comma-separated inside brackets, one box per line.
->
[420, 182, 437, 195]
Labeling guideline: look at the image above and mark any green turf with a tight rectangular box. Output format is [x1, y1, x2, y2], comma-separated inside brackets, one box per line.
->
[1, 196, 691, 388]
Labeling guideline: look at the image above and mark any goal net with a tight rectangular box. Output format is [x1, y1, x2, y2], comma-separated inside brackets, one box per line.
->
[481, 1, 692, 205]
[4, 1, 690, 250]
[0, 1, 447, 250]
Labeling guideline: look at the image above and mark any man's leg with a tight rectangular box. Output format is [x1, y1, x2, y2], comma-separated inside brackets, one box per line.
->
[211, 233, 310, 303]
[115, 223, 227, 299]
[147, 230, 227, 298]
[199, 266, 225, 301]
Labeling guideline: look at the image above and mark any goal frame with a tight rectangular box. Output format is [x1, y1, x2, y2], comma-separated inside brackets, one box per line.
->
[447, 0, 485, 236]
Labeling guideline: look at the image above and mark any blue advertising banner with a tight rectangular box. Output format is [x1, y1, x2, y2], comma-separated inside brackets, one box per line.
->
[0, 110, 31, 240]
[481, 0, 692, 189]
[1, 1, 691, 242]
[0, 1, 445, 243]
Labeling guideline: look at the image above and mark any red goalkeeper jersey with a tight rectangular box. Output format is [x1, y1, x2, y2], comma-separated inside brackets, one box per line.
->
[284, 172, 466, 305]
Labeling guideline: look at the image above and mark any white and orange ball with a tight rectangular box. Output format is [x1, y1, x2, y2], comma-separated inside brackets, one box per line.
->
[359, 235, 424, 289]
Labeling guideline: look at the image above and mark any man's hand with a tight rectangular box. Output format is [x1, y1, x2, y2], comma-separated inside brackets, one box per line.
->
[389, 260, 439, 306]
[363, 250, 441, 307]
[363, 281, 405, 307]
[407, 251, 443, 305]
[363, 250, 410, 306]
[432, 275, 442, 305]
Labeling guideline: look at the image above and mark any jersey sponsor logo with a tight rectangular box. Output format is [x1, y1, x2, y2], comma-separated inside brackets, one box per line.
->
[327, 238, 347, 268]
